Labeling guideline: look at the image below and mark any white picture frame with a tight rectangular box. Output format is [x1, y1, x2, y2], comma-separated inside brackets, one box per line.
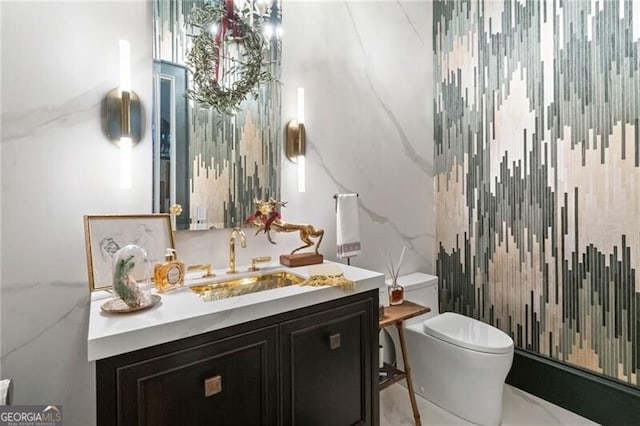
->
[84, 214, 175, 292]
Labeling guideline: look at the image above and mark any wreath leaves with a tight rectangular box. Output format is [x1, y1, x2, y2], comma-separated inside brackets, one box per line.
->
[185, 3, 273, 115]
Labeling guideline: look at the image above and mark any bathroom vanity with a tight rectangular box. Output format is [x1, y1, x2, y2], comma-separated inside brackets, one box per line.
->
[88, 263, 383, 425]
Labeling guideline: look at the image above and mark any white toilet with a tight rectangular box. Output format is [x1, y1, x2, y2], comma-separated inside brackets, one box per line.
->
[384, 273, 514, 426]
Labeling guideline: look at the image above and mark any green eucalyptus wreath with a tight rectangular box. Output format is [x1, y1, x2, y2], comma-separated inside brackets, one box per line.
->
[185, 3, 273, 115]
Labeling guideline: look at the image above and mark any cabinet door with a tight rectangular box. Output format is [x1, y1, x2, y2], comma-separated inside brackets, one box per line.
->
[113, 326, 277, 426]
[280, 297, 376, 426]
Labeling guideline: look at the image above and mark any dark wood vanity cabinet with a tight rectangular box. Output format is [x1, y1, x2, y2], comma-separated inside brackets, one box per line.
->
[280, 300, 374, 425]
[96, 290, 378, 426]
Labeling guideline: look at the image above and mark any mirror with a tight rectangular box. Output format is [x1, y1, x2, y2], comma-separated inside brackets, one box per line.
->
[152, 0, 282, 230]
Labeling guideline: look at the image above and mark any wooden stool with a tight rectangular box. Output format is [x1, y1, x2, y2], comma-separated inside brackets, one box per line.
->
[379, 301, 430, 426]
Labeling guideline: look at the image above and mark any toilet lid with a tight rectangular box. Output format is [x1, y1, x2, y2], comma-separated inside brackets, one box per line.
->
[423, 312, 514, 354]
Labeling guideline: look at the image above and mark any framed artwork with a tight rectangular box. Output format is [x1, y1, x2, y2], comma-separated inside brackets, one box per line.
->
[84, 214, 175, 292]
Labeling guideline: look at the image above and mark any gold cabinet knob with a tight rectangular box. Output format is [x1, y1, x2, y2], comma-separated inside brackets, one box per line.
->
[329, 333, 341, 350]
[204, 375, 222, 397]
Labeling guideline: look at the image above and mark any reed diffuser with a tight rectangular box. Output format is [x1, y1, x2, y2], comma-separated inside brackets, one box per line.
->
[386, 246, 406, 305]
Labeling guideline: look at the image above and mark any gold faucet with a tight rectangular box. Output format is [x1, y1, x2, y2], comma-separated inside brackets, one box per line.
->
[187, 263, 215, 278]
[248, 256, 272, 272]
[227, 227, 247, 273]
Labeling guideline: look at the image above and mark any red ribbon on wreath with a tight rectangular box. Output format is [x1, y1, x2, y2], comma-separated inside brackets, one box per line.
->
[213, 0, 240, 81]
[246, 210, 281, 233]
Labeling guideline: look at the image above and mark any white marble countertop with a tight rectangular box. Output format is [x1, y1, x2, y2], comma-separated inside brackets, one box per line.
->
[87, 261, 384, 361]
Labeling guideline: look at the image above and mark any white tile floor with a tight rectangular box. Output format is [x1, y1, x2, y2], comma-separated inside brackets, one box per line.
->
[380, 383, 599, 426]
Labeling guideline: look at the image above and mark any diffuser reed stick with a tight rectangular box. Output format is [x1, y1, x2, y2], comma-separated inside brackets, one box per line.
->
[386, 246, 406, 284]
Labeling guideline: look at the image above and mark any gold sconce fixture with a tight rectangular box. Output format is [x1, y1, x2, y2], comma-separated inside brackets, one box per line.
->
[285, 120, 305, 160]
[285, 88, 306, 192]
[101, 40, 143, 189]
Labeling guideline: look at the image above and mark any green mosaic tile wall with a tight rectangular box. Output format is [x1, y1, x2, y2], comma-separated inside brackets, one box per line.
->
[435, 0, 639, 386]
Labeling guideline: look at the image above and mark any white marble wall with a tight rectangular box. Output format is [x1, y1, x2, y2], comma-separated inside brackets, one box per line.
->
[277, 0, 434, 274]
[1, 1, 433, 424]
[1, 2, 152, 424]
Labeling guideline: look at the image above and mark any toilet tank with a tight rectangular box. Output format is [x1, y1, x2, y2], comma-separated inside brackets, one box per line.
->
[381, 272, 439, 367]
[387, 273, 439, 322]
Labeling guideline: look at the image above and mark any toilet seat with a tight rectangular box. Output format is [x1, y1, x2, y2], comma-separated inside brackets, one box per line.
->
[423, 312, 513, 354]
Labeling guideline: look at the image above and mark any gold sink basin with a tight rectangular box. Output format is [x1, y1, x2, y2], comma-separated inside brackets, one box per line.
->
[190, 271, 305, 302]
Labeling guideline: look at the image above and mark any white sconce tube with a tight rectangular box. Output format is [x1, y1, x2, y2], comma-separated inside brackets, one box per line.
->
[285, 88, 306, 192]
[296, 87, 305, 193]
[102, 40, 141, 189]
[119, 40, 131, 92]
[297, 155, 306, 193]
[297, 87, 305, 123]
[120, 137, 132, 189]
[119, 40, 132, 189]
[263, 24, 274, 40]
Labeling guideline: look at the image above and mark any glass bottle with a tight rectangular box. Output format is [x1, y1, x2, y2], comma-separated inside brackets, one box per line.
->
[153, 248, 185, 293]
[388, 281, 404, 305]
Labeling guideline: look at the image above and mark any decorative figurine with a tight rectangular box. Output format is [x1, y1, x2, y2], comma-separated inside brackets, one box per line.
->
[246, 198, 325, 266]
[112, 244, 152, 308]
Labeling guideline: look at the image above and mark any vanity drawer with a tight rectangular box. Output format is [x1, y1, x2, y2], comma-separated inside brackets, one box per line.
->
[109, 326, 277, 426]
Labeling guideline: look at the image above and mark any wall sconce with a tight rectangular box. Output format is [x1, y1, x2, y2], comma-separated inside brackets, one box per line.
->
[101, 40, 142, 189]
[286, 88, 306, 192]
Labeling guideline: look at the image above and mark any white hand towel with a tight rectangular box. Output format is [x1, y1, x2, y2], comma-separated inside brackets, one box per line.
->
[336, 193, 361, 258]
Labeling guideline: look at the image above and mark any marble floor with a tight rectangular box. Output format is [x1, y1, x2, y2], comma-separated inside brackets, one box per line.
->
[380, 383, 599, 426]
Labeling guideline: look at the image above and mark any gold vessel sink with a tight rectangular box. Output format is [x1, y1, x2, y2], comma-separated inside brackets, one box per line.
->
[190, 271, 305, 302]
